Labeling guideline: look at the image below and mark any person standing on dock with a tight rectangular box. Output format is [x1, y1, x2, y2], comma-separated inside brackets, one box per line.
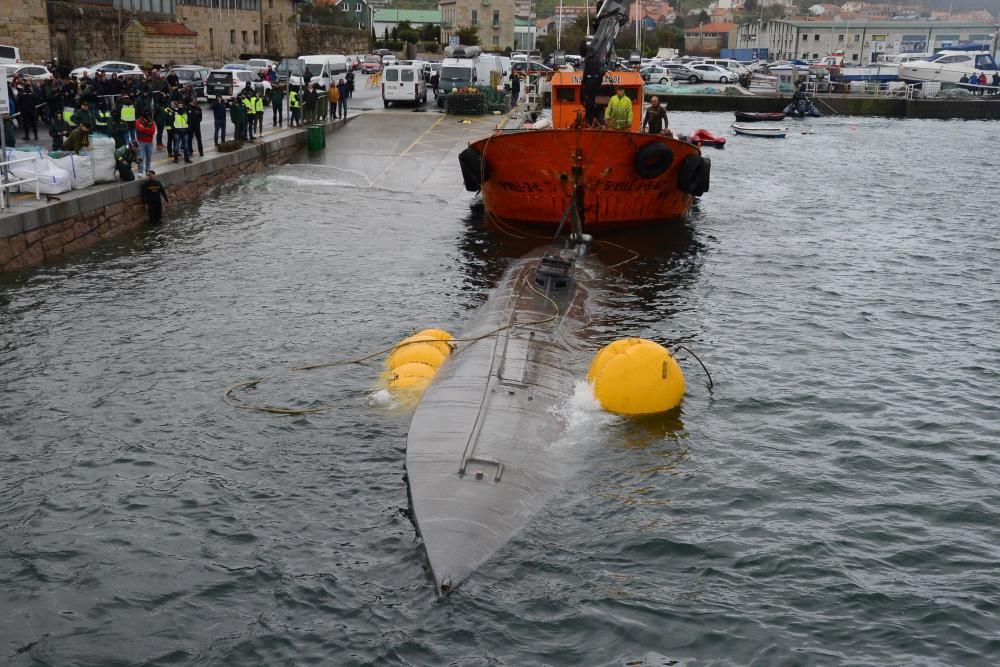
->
[328, 83, 340, 120]
[211, 96, 228, 145]
[135, 110, 155, 177]
[270, 85, 284, 128]
[337, 79, 349, 120]
[288, 87, 301, 127]
[604, 86, 633, 130]
[253, 90, 265, 135]
[172, 102, 191, 164]
[188, 101, 204, 157]
[140, 171, 169, 225]
[642, 96, 668, 135]
[510, 72, 521, 105]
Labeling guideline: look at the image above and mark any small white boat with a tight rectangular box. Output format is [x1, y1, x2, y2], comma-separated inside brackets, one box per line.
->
[731, 123, 787, 138]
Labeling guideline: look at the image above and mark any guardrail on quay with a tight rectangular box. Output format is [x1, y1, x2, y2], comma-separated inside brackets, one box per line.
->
[0, 119, 349, 273]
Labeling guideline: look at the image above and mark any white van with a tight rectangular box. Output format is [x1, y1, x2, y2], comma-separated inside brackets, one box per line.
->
[293, 55, 349, 89]
[0, 45, 21, 66]
[382, 64, 427, 107]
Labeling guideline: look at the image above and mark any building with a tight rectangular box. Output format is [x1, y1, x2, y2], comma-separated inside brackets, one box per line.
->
[684, 22, 738, 55]
[175, 0, 298, 64]
[513, 15, 534, 50]
[735, 19, 999, 62]
[373, 9, 442, 40]
[334, 0, 374, 32]
[440, 0, 515, 50]
[122, 19, 198, 64]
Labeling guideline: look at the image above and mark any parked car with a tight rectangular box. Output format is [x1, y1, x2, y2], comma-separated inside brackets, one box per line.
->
[206, 69, 272, 102]
[347, 55, 361, 71]
[70, 60, 143, 79]
[6, 64, 52, 82]
[222, 63, 253, 71]
[640, 66, 672, 84]
[662, 63, 701, 83]
[168, 65, 211, 99]
[246, 58, 277, 76]
[361, 55, 383, 74]
[689, 63, 734, 83]
[381, 54, 398, 66]
[0, 44, 22, 66]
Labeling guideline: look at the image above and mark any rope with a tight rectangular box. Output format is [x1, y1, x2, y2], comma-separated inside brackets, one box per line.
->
[223, 272, 563, 416]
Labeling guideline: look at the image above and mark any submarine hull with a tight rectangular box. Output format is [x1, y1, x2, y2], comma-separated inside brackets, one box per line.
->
[405, 257, 589, 596]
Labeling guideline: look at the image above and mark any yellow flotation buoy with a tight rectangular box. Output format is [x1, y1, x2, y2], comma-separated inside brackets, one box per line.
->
[588, 338, 685, 415]
[386, 339, 449, 370]
[387, 361, 438, 390]
[383, 329, 455, 394]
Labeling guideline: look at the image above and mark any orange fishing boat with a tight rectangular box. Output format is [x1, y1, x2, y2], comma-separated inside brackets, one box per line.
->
[458, 1, 711, 232]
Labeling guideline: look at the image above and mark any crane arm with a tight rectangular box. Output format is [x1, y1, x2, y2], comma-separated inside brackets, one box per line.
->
[581, 0, 629, 125]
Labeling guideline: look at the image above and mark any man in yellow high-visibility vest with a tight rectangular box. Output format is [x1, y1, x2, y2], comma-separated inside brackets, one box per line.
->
[604, 86, 633, 130]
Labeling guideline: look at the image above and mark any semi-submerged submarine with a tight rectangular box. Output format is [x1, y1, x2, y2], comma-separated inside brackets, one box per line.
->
[387, 228, 688, 596]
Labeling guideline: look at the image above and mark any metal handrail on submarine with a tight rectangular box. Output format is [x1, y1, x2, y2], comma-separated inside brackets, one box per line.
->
[581, 0, 630, 126]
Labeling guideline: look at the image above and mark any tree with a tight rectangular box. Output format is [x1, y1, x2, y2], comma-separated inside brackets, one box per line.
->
[397, 20, 420, 44]
[697, 10, 710, 25]
[455, 25, 480, 46]
[420, 23, 440, 42]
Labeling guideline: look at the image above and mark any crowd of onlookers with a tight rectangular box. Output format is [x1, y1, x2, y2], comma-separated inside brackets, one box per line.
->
[2, 67, 355, 182]
[958, 71, 1000, 94]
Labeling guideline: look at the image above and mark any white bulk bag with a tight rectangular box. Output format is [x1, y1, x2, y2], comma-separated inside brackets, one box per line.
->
[89, 136, 117, 183]
[51, 153, 96, 190]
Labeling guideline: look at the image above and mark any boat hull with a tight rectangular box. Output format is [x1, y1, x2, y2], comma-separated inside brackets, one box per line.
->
[732, 124, 787, 138]
[469, 129, 703, 230]
[406, 255, 589, 595]
[733, 111, 785, 122]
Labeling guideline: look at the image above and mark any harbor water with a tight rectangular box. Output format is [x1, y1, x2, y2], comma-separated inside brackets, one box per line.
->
[1, 112, 998, 665]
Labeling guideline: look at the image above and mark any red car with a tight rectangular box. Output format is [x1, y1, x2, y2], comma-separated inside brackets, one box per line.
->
[362, 55, 383, 74]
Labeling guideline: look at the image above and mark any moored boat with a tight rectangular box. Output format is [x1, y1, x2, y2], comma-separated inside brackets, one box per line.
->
[732, 124, 787, 138]
[734, 111, 785, 122]
[457, 0, 711, 232]
[898, 49, 999, 84]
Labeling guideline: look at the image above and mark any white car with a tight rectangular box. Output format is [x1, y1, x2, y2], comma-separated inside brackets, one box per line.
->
[70, 60, 143, 79]
[382, 54, 397, 65]
[689, 63, 734, 84]
[6, 64, 53, 82]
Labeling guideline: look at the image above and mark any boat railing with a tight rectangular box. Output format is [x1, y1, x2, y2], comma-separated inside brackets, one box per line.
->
[800, 79, 954, 100]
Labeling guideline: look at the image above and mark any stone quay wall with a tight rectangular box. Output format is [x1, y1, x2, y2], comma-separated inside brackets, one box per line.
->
[0, 0, 52, 66]
[0, 121, 347, 273]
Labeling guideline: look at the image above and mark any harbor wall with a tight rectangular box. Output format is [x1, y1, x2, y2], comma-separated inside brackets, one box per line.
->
[659, 93, 1000, 120]
[0, 122, 346, 273]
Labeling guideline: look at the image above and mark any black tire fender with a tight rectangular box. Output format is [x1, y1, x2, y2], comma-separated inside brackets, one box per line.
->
[459, 146, 489, 192]
[677, 155, 711, 196]
[633, 142, 674, 179]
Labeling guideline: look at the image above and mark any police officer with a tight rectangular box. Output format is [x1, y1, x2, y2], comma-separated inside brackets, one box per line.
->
[172, 101, 191, 163]
[242, 92, 256, 141]
[120, 95, 137, 142]
[140, 170, 169, 225]
[253, 90, 264, 135]
[49, 112, 72, 151]
[288, 86, 301, 127]
[115, 141, 140, 181]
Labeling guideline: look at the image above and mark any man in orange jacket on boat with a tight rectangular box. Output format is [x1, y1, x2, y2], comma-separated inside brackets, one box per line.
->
[605, 86, 633, 130]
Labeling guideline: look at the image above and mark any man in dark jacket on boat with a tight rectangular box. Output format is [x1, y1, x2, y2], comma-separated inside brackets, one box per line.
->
[642, 96, 668, 135]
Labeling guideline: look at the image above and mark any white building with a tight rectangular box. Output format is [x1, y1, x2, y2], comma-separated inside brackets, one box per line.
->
[736, 19, 998, 62]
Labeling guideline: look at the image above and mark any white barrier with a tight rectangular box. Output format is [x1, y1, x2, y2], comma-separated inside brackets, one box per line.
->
[0, 155, 41, 210]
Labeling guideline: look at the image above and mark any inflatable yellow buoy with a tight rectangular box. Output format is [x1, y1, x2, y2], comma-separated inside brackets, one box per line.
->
[387, 361, 438, 390]
[384, 329, 454, 393]
[588, 338, 684, 415]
